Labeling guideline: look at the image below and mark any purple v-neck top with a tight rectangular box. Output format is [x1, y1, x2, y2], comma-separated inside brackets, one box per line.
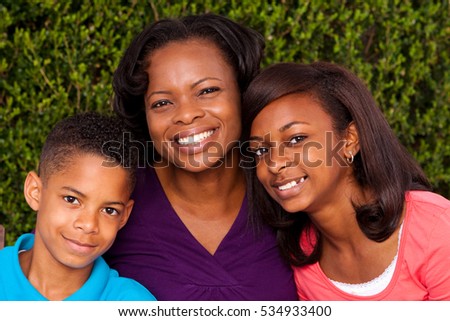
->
[104, 167, 297, 300]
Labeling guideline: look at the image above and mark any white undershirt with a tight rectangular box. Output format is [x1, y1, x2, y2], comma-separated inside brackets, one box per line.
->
[330, 224, 403, 296]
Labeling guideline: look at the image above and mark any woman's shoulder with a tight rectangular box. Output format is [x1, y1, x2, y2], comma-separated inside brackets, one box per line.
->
[132, 166, 163, 198]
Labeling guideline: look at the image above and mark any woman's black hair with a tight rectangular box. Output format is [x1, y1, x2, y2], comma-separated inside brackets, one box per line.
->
[241, 62, 431, 266]
[113, 13, 265, 149]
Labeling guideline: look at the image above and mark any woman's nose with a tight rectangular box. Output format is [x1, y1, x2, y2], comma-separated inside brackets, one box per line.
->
[172, 98, 206, 125]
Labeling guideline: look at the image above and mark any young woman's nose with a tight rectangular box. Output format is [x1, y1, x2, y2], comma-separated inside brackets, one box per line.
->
[267, 145, 294, 175]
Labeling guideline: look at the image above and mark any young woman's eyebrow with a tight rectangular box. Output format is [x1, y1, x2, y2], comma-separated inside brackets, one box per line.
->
[248, 136, 263, 141]
[279, 121, 309, 132]
[249, 121, 310, 140]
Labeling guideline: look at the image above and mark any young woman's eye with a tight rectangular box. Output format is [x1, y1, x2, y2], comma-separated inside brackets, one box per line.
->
[199, 87, 220, 96]
[103, 207, 120, 216]
[253, 147, 269, 157]
[63, 196, 80, 205]
[289, 135, 306, 145]
[151, 100, 171, 109]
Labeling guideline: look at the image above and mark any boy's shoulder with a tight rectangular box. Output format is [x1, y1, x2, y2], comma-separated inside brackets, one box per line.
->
[0, 233, 34, 260]
[0, 234, 156, 301]
[77, 256, 156, 301]
[0, 234, 40, 300]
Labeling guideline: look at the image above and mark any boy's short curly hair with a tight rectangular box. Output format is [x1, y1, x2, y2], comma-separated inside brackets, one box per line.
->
[38, 112, 138, 191]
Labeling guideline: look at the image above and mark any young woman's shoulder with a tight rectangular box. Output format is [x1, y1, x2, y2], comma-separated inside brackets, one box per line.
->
[404, 190, 450, 253]
[406, 190, 450, 215]
[403, 190, 450, 300]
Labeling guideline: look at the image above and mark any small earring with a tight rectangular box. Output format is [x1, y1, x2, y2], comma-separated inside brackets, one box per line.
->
[347, 151, 354, 164]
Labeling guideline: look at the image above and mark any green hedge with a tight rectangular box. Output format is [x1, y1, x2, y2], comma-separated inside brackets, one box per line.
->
[1, 0, 449, 245]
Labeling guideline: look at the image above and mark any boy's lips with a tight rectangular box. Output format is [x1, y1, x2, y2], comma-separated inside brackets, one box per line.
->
[63, 236, 97, 255]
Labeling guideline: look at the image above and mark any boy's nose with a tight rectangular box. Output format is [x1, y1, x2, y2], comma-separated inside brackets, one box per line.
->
[74, 210, 99, 234]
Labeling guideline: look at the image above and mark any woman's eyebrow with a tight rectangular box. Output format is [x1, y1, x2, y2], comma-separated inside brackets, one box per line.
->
[191, 77, 222, 88]
[145, 90, 171, 100]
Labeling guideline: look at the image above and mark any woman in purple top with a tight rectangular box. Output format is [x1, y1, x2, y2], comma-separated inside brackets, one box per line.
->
[104, 13, 297, 300]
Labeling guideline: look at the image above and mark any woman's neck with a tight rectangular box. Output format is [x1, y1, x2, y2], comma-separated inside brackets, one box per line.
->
[153, 150, 246, 254]
[154, 151, 245, 205]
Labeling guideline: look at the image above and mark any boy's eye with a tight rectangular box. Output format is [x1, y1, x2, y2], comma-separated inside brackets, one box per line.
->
[199, 87, 220, 96]
[289, 135, 306, 145]
[63, 196, 80, 205]
[103, 207, 119, 216]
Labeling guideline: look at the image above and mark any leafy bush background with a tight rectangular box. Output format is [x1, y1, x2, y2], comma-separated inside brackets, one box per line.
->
[1, 0, 449, 245]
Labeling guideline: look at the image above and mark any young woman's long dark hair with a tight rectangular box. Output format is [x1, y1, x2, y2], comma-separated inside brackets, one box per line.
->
[241, 62, 431, 266]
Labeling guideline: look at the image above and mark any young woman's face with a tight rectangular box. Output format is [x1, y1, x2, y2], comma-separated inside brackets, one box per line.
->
[249, 93, 354, 214]
[144, 39, 241, 172]
[28, 154, 133, 271]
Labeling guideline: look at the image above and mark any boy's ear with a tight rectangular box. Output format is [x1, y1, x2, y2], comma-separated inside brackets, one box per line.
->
[344, 122, 360, 159]
[118, 199, 134, 230]
[24, 171, 42, 211]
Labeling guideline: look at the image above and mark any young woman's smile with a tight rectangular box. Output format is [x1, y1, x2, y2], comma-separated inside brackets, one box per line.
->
[250, 93, 354, 214]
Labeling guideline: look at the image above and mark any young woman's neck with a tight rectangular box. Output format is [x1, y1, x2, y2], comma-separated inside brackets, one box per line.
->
[308, 183, 373, 246]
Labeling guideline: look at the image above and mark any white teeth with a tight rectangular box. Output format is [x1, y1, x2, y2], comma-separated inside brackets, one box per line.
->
[177, 130, 214, 145]
[278, 180, 298, 191]
[278, 177, 306, 191]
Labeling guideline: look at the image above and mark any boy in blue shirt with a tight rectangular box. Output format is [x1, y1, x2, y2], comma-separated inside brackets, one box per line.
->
[0, 112, 156, 301]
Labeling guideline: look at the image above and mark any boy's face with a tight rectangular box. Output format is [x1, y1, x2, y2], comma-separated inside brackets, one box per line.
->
[24, 154, 134, 271]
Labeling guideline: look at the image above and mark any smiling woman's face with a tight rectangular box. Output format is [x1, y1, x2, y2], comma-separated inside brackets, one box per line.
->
[249, 93, 354, 214]
[144, 39, 241, 172]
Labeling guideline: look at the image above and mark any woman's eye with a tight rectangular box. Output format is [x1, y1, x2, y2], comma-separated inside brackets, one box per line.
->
[103, 207, 119, 216]
[289, 135, 306, 145]
[199, 87, 220, 96]
[151, 100, 171, 109]
[63, 196, 80, 205]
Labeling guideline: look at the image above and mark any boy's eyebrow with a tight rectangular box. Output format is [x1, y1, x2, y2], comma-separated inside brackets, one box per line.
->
[104, 201, 127, 207]
[61, 186, 86, 198]
[62, 186, 126, 207]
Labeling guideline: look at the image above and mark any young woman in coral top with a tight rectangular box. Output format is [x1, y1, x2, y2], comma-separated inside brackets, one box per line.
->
[242, 62, 450, 300]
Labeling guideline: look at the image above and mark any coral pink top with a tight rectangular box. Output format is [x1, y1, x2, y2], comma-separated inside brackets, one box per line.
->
[294, 191, 450, 300]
